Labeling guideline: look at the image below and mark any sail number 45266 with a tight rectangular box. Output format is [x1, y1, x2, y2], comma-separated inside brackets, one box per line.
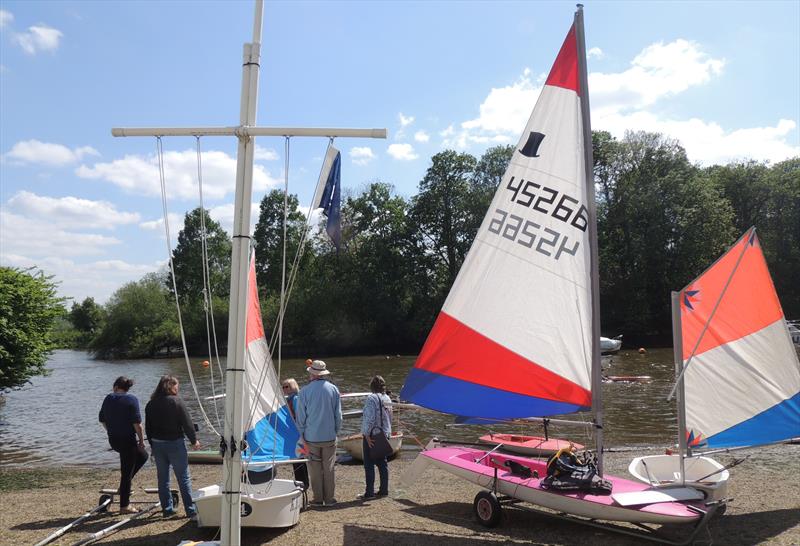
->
[488, 208, 580, 260]
[505, 176, 588, 232]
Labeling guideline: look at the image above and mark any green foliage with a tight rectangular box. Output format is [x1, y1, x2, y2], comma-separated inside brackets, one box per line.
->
[0, 267, 64, 390]
[253, 190, 308, 297]
[170, 208, 231, 302]
[90, 272, 180, 359]
[68, 297, 105, 346]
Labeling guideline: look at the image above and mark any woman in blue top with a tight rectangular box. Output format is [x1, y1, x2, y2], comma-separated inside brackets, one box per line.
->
[99, 376, 148, 513]
[282, 377, 309, 489]
[358, 375, 392, 500]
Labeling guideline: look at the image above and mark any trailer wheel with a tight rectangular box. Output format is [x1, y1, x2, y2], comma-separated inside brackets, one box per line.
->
[473, 491, 502, 527]
[171, 491, 180, 508]
[98, 494, 112, 512]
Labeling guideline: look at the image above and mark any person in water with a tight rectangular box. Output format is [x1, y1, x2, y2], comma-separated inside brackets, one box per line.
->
[282, 377, 310, 489]
[295, 360, 342, 507]
[358, 375, 392, 500]
[145, 375, 200, 519]
[99, 376, 149, 513]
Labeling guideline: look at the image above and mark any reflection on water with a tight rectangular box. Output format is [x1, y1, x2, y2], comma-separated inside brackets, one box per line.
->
[0, 349, 682, 468]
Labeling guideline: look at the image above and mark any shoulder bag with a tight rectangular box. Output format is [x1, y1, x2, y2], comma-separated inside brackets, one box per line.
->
[368, 394, 393, 461]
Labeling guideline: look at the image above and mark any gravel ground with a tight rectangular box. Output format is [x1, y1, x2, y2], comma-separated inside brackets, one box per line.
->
[1, 446, 799, 546]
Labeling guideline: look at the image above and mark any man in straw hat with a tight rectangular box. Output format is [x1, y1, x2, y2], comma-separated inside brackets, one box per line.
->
[296, 359, 342, 507]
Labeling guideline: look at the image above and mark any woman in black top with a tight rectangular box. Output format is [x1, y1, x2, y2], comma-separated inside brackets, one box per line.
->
[145, 375, 200, 518]
[99, 376, 148, 513]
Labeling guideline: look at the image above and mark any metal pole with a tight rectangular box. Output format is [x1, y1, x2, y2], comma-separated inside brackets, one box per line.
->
[574, 4, 603, 475]
[111, 126, 387, 138]
[671, 291, 688, 485]
[220, 1, 263, 545]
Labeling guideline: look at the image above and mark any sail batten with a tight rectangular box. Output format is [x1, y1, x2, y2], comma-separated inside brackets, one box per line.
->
[400, 21, 595, 419]
[680, 228, 800, 449]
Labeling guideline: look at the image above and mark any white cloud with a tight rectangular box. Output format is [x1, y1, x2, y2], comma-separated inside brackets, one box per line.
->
[414, 131, 430, 143]
[76, 149, 280, 200]
[587, 47, 604, 60]
[0, 9, 13, 28]
[446, 39, 797, 164]
[0, 211, 121, 259]
[4, 140, 100, 166]
[398, 113, 415, 127]
[254, 145, 279, 161]
[13, 24, 63, 54]
[139, 213, 185, 239]
[349, 146, 375, 166]
[387, 143, 418, 161]
[0, 253, 158, 304]
[207, 202, 260, 235]
[6, 191, 140, 229]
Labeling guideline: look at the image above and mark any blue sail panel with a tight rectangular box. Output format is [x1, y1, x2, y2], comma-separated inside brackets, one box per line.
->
[244, 404, 300, 463]
[705, 392, 800, 448]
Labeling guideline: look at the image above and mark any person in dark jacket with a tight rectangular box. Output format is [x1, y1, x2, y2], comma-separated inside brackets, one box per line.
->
[145, 375, 200, 519]
[99, 376, 148, 513]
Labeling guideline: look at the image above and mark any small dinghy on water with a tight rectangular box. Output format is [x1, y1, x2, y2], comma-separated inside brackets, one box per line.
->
[600, 335, 623, 354]
[630, 228, 800, 500]
[399, 8, 720, 542]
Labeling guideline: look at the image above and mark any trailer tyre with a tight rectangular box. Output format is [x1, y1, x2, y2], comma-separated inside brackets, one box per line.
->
[473, 491, 502, 527]
[98, 494, 112, 512]
[171, 491, 180, 508]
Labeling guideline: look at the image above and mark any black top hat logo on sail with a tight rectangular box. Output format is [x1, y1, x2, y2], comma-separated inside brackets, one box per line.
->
[518, 131, 545, 158]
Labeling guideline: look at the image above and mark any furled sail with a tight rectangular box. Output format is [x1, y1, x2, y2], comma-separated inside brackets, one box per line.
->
[680, 228, 800, 448]
[242, 250, 300, 464]
[401, 25, 594, 419]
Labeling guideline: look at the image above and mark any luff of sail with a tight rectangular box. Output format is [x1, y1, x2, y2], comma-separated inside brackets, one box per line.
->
[401, 25, 594, 419]
[680, 228, 800, 448]
[242, 250, 300, 464]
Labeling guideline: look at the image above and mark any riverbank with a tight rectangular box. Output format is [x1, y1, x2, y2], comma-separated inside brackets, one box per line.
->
[1, 446, 799, 546]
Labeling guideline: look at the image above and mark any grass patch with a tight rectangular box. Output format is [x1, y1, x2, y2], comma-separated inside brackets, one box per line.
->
[0, 467, 95, 492]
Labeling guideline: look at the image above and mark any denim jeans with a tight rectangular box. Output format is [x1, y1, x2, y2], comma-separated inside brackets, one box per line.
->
[150, 438, 195, 516]
[362, 437, 388, 496]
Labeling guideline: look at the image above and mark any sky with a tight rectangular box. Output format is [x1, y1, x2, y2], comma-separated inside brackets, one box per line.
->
[1, 1, 798, 305]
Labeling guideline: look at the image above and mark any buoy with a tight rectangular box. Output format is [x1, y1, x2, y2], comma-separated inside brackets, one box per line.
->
[305, 358, 313, 366]
[638, 347, 647, 354]
[202, 360, 210, 367]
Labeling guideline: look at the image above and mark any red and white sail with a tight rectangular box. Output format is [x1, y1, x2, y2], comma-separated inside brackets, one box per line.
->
[401, 24, 594, 418]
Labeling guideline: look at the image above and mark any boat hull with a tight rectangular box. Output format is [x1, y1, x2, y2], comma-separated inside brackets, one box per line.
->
[188, 450, 222, 464]
[194, 479, 302, 528]
[340, 432, 403, 461]
[628, 454, 729, 501]
[477, 434, 583, 456]
[422, 447, 704, 524]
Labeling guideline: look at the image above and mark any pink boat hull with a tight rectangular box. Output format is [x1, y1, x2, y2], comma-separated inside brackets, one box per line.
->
[422, 447, 704, 524]
[478, 434, 583, 456]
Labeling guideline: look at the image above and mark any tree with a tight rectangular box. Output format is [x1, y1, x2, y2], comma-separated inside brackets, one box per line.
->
[0, 267, 65, 390]
[91, 272, 180, 359]
[170, 208, 231, 302]
[468, 145, 514, 238]
[69, 297, 105, 345]
[409, 150, 478, 289]
[597, 131, 735, 338]
[253, 190, 308, 297]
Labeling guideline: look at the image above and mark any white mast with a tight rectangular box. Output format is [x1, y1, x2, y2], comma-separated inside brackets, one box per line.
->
[112, 1, 386, 544]
[575, 4, 603, 475]
[671, 291, 688, 485]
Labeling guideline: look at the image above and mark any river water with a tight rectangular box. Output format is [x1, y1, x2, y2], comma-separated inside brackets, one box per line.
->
[0, 349, 681, 468]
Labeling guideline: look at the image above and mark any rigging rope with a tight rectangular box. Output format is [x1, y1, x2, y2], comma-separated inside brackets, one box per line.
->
[155, 136, 221, 437]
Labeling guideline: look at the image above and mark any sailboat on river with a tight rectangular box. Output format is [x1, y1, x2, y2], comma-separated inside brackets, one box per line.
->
[399, 6, 722, 541]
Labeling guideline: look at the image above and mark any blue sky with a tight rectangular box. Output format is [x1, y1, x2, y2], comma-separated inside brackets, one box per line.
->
[1, 1, 798, 305]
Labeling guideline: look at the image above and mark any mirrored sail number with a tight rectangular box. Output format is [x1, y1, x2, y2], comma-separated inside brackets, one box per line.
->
[487, 209, 580, 260]
[505, 176, 588, 232]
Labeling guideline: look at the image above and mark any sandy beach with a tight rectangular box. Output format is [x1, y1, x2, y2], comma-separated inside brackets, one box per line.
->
[2, 445, 799, 546]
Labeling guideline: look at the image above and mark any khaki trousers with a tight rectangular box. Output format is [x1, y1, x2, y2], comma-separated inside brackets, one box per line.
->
[307, 440, 337, 503]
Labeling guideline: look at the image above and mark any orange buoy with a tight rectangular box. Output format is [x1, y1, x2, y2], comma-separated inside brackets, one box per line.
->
[202, 360, 210, 367]
[638, 347, 647, 354]
[305, 358, 313, 366]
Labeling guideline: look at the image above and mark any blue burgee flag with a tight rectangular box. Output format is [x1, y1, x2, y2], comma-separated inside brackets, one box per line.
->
[314, 146, 342, 249]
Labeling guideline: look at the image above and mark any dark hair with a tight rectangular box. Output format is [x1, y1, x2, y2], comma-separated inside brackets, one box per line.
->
[113, 376, 134, 391]
[151, 375, 179, 400]
[369, 375, 386, 394]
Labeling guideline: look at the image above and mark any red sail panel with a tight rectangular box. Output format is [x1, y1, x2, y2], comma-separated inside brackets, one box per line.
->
[245, 251, 266, 345]
[544, 24, 580, 95]
[416, 312, 592, 407]
[681, 231, 784, 360]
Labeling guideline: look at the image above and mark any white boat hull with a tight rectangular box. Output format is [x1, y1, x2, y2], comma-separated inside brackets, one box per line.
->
[193, 479, 303, 528]
[628, 455, 729, 501]
[339, 432, 403, 461]
[600, 336, 623, 354]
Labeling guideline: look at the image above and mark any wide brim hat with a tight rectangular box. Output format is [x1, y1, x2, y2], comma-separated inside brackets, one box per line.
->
[307, 359, 330, 376]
